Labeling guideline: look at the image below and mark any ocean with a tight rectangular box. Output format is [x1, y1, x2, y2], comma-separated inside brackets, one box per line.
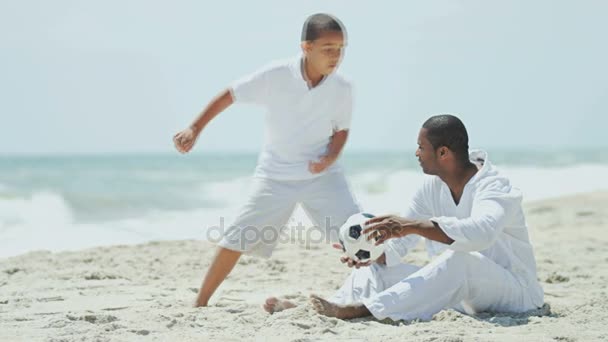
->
[1, 149, 607, 258]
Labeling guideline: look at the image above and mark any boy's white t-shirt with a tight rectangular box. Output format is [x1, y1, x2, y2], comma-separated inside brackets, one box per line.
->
[230, 56, 353, 180]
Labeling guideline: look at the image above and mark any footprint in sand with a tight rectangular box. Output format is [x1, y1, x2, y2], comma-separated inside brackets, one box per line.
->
[265, 260, 287, 272]
[529, 206, 555, 215]
[36, 296, 64, 302]
[4, 268, 21, 275]
[545, 272, 570, 284]
[130, 329, 150, 336]
[84, 272, 119, 280]
[66, 314, 119, 324]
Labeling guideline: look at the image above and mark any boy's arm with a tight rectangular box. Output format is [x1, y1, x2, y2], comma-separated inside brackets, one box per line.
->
[173, 89, 233, 154]
[309, 129, 348, 174]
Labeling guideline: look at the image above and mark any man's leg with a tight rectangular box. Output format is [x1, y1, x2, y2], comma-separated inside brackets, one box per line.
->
[310, 294, 371, 319]
[309, 262, 421, 318]
[315, 250, 528, 321]
[328, 262, 421, 305]
[196, 178, 297, 307]
[265, 263, 420, 314]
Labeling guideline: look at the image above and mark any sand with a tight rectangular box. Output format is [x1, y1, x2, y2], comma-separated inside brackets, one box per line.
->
[1, 192, 607, 341]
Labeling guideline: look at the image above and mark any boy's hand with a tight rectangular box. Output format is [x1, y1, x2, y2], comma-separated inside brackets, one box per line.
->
[308, 154, 337, 174]
[173, 127, 200, 154]
[332, 243, 386, 269]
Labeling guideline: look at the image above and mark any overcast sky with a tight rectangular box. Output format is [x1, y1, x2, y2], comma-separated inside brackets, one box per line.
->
[1, 0, 607, 155]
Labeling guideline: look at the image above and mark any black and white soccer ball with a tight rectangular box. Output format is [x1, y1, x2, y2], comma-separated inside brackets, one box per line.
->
[338, 212, 385, 262]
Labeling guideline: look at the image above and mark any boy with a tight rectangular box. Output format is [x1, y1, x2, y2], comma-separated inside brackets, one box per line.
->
[173, 13, 360, 307]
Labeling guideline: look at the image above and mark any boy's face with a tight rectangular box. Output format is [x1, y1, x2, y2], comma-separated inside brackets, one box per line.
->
[301, 31, 346, 75]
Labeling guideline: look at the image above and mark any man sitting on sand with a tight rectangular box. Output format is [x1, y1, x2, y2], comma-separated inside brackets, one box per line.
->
[265, 114, 545, 321]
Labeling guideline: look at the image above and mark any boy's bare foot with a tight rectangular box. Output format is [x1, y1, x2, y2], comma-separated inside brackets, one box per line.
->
[194, 300, 208, 308]
[194, 294, 209, 307]
[309, 294, 370, 319]
[263, 296, 297, 314]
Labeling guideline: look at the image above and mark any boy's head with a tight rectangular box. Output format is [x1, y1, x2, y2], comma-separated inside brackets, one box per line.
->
[300, 13, 347, 75]
[416, 115, 470, 175]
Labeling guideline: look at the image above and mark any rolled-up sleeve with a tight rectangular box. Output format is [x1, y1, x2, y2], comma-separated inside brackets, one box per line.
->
[431, 190, 517, 252]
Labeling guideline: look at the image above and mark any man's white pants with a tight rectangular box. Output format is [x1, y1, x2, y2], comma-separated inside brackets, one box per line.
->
[217, 171, 360, 258]
[330, 250, 540, 321]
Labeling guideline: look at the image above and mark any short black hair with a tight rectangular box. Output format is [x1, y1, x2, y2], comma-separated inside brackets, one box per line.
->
[301, 13, 346, 42]
[422, 114, 470, 163]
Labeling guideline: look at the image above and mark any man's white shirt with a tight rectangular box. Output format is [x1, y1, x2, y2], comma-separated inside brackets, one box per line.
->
[384, 150, 544, 306]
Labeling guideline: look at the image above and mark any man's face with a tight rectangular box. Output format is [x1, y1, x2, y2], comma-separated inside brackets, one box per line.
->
[415, 128, 440, 175]
[302, 31, 345, 75]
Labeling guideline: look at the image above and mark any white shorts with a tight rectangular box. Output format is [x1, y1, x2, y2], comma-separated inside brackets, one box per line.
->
[217, 171, 360, 258]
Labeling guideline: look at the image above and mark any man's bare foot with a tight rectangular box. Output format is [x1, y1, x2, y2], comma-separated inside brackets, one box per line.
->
[263, 296, 297, 314]
[309, 294, 370, 319]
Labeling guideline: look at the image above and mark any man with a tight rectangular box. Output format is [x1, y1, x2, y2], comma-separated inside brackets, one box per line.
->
[268, 114, 545, 321]
[173, 13, 360, 307]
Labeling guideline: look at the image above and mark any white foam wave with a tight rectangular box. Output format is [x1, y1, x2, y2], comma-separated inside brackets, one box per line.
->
[2, 164, 608, 258]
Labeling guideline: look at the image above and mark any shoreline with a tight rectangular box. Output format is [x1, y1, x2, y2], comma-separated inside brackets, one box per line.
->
[1, 190, 606, 261]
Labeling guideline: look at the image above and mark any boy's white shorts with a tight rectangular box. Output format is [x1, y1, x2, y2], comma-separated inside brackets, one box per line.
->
[217, 171, 360, 258]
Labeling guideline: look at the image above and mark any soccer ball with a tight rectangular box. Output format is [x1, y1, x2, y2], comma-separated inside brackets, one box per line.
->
[338, 212, 385, 262]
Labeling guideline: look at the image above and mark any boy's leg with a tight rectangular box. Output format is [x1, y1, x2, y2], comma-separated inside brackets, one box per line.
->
[263, 172, 358, 313]
[195, 247, 241, 307]
[196, 177, 298, 306]
[300, 171, 361, 244]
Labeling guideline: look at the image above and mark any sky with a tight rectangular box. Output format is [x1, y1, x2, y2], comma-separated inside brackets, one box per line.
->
[1, 0, 607, 155]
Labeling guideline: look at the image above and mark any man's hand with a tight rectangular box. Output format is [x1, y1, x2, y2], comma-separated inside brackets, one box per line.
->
[365, 217, 455, 246]
[362, 215, 423, 245]
[173, 126, 200, 154]
[332, 243, 386, 269]
[309, 154, 337, 174]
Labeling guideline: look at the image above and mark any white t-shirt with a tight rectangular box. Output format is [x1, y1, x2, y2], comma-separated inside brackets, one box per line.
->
[230, 56, 353, 180]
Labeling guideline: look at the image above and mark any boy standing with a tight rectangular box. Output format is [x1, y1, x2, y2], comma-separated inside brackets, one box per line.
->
[173, 13, 360, 307]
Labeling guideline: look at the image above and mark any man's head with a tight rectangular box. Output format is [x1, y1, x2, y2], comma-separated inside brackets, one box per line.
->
[300, 13, 346, 75]
[416, 114, 470, 175]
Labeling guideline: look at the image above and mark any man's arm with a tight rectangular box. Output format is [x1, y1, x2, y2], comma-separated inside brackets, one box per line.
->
[365, 193, 514, 252]
[173, 89, 233, 154]
[402, 220, 454, 245]
[309, 129, 348, 174]
[429, 196, 512, 252]
[363, 216, 454, 246]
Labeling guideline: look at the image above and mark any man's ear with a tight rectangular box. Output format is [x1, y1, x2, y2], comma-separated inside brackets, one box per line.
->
[439, 147, 449, 158]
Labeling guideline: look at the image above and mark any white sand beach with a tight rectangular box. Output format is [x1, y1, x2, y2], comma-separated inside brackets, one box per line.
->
[1, 192, 607, 342]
